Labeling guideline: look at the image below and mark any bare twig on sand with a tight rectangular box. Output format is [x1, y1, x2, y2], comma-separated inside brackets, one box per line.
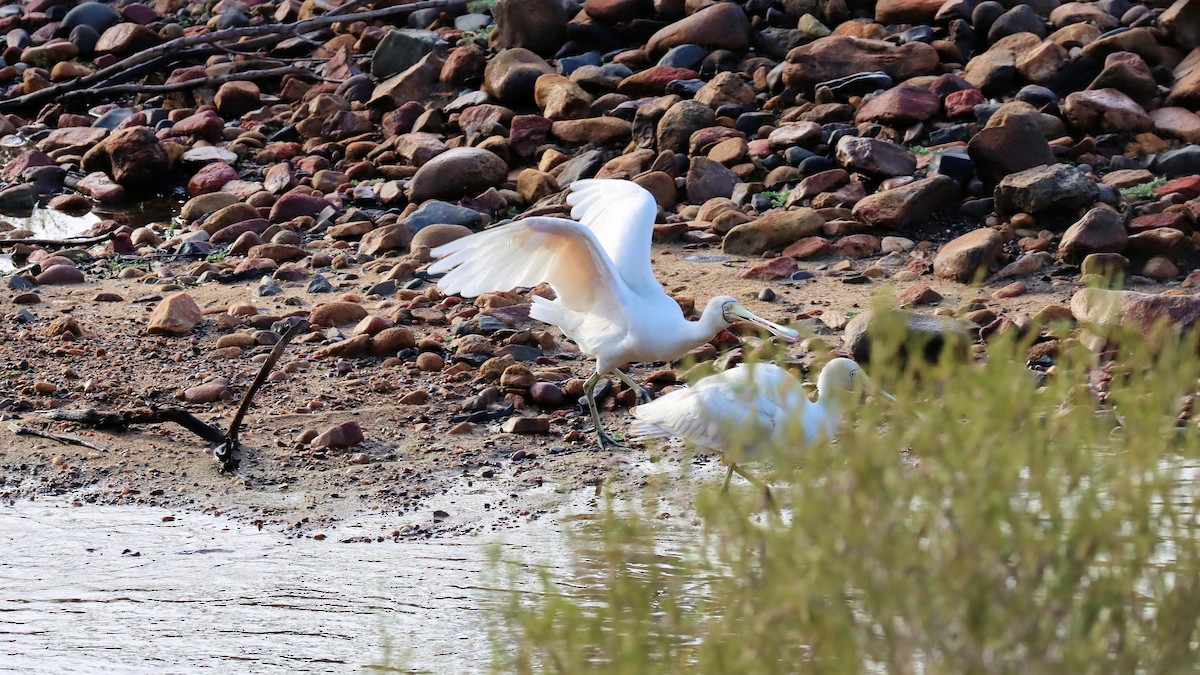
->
[35, 319, 309, 473]
[213, 318, 309, 471]
[7, 422, 108, 451]
[0, 0, 462, 113]
[0, 232, 115, 249]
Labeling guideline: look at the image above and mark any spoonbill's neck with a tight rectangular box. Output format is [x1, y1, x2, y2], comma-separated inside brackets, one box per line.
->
[688, 304, 731, 345]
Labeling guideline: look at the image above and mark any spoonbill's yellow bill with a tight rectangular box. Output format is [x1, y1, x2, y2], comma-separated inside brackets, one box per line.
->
[630, 358, 893, 490]
[430, 179, 799, 449]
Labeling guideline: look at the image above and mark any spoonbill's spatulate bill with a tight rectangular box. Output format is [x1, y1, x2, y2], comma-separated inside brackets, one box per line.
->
[630, 358, 892, 490]
[430, 179, 800, 449]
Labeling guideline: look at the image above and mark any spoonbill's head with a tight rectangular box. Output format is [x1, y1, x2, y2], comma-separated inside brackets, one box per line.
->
[818, 357, 897, 403]
[712, 296, 800, 343]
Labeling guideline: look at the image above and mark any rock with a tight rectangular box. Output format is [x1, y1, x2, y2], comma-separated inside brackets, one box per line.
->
[694, 72, 757, 108]
[1142, 256, 1179, 281]
[96, 23, 160, 55]
[618, 66, 700, 96]
[535, 74, 593, 121]
[483, 48, 555, 104]
[646, 3, 750, 54]
[723, 208, 825, 255]
[35, 265, 86, 285]
[1058, 205, 1128, 263]
[898, 284, 943, 306]
[214, 80, 261, 117]
[147, 293, 202, 334]
[1149, 107, 1200, 143]
[311, 420, 364, 449]
[844, 308, 972, 364]
[994, 163, 1098, 213]
[739, 257, 799, 279]
[411, 223, 473, 250]
[1062, 88, 1152, 133]
[360, 224, 413, 255]
[657, 100, 716, 153]
[834, 136, 916, 177]
[852, 174, 959, 229]
[968, 112, 1057, 187]
[686, 156, 738, 203]
[875, 0, 946, 23]
[551, 118, 632, 145]
[403, 201, 486, 231]
[501, 416, 551, 434]
[933, 228, 1003, 283]
[76, 173, 125, 202]
[309, 302, 368, 327]
[188, 162, 238, 196]
[585, 0, 652, 22]
[95, 126, 168, 187]
[962, 32, 1043, 94]
[61, 2, 122, 35]
[372, 28, 443, 79]
[490, 0, 566, 54]
[407, 147, 507, 203]
[1160, 0, 1200, 51]
[415, 352, 444, 371]
[1071, 287, 1200, 347]
[1079, 252, 1128, 277]
[184, 380, 230, 404]
[181, 192, 240, 221]
[0, 184, 36, 211]
[270, 193, 331, 221]
[369, 52, 444, 107]
[855, 86, 941, 125]
[783, 37, 940, 89]
[371, 327, 417, 356]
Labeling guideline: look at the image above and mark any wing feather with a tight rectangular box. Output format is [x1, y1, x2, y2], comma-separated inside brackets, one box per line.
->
[567, 179, 660, 295]
[430, 216, 633, 319]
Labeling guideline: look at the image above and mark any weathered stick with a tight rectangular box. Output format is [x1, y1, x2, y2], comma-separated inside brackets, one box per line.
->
[40, 407, 228, 443]
[59, 66, 324, 104]
[213, 317, 309, 471]
[0, 232, 114, 249]
[8, 422, 108, 451]
[0, 0, 461, 113]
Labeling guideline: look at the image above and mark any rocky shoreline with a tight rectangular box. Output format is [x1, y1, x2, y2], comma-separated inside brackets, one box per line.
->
[2, 0, 1200, 534]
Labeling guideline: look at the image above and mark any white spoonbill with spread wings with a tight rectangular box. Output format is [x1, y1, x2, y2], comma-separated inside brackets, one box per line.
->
[430, 179, 799, 449]
[630, 358, 893, 490]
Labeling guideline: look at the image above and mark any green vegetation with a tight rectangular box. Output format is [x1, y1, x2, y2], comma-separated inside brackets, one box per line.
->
[489, 305, 1200, 673]
[350, 178, 385, 187]
[467, 0, 498, 13]
[908, 145, 933, 156]
[204, 249, 228, 262]
[760, 190, 790, 209]
[1120, 177, 1168, 201]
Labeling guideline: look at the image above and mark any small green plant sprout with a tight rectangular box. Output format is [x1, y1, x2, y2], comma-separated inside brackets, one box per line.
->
[350, 178, 385, 187]
[760, 189, 790, 208]
[908, 145, 933, 155]
[204, 249, 228, 262]
[1120, 177, 1168, 201]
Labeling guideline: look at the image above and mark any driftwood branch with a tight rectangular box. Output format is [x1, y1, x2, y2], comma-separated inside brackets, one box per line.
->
[40, 407, 229, 443]
[214, 318, 309, 470]
[60, 66, 325, 104]
[0, 231, 114, 249]
[0, 0, 460, 113]
[8, 422, 108, 451]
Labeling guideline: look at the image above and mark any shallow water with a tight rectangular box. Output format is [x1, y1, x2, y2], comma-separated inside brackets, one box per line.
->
[0, 497, 588, 673]
[0, 210, 101, 273]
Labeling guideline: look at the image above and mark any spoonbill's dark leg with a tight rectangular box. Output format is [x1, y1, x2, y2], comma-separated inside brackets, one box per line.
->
[613, 368, 654, 404]
[583, 371, 623, 450]
[722, 463, 735, 492]
[728, 462, 777, 511]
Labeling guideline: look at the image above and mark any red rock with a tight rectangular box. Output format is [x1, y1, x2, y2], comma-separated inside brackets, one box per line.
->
[147, 292, 202, 334]
[1155, 175, 1200, 200]
[187, 162, 237, 196]
[183, 379, 230, 403]
[933, 228, 1002, 283]
[169, 110, 224, 139]
[852, 174, 959, 228]
[738, 256, 798, 279]
[898, 284, 943, 305]
[781, 236, 829, 259]
[584, 0, 651, 23]
[876, 0, 946, 23]
[214, 80, 261, 117]
[269, 192, 332, 221]
[313, 334, 371, 358]
[1062, 88, 1152, 133]
[34, 265, 85, 285]
[832, 233, 881, 257]
[247, 243, 306, 262]
[783, 36, 940, 89]
[309, 301, 368, 327]
[993, 281, 1028, 299]
[944, 88, 984, 118]
[1129, 211, 1189, 233]
[311, 421, 364, 448]
[360, 224, 414, 255]
[96, 23, 159, 54]
[855, 86, 941, 125]
[76, 172, 125, 202]
[39, 126, 106, 152]
[509, 114, 553, 156]
[618, 65, 700, 95]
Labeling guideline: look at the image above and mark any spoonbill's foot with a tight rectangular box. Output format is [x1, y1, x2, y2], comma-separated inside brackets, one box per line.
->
[590, 429, 625, 451]
[634, 386, 654, 405]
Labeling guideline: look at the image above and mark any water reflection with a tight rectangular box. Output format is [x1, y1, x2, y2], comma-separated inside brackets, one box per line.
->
[0, 210, 102, 273]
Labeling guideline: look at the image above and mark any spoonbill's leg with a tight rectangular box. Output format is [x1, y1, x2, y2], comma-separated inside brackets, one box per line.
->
[721, 463, 735, 492]
[613, 368, 654, 404]
[730, 462, 776, 511]
[583, 370, 623, 450]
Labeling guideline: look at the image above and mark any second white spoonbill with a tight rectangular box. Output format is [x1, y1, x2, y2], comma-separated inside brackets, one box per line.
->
[629, 358, 892, 490]
[429, 179, 799, 449]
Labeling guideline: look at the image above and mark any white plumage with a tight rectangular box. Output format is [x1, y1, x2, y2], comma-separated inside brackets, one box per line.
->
[630, 358, 891, 489]
[430, 179, 799, 449]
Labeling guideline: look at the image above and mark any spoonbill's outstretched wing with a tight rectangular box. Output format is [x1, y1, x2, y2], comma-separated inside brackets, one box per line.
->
[630, 364, 802, 454]
[566, 179, 660, 295]
[429, 216, 633, 317]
